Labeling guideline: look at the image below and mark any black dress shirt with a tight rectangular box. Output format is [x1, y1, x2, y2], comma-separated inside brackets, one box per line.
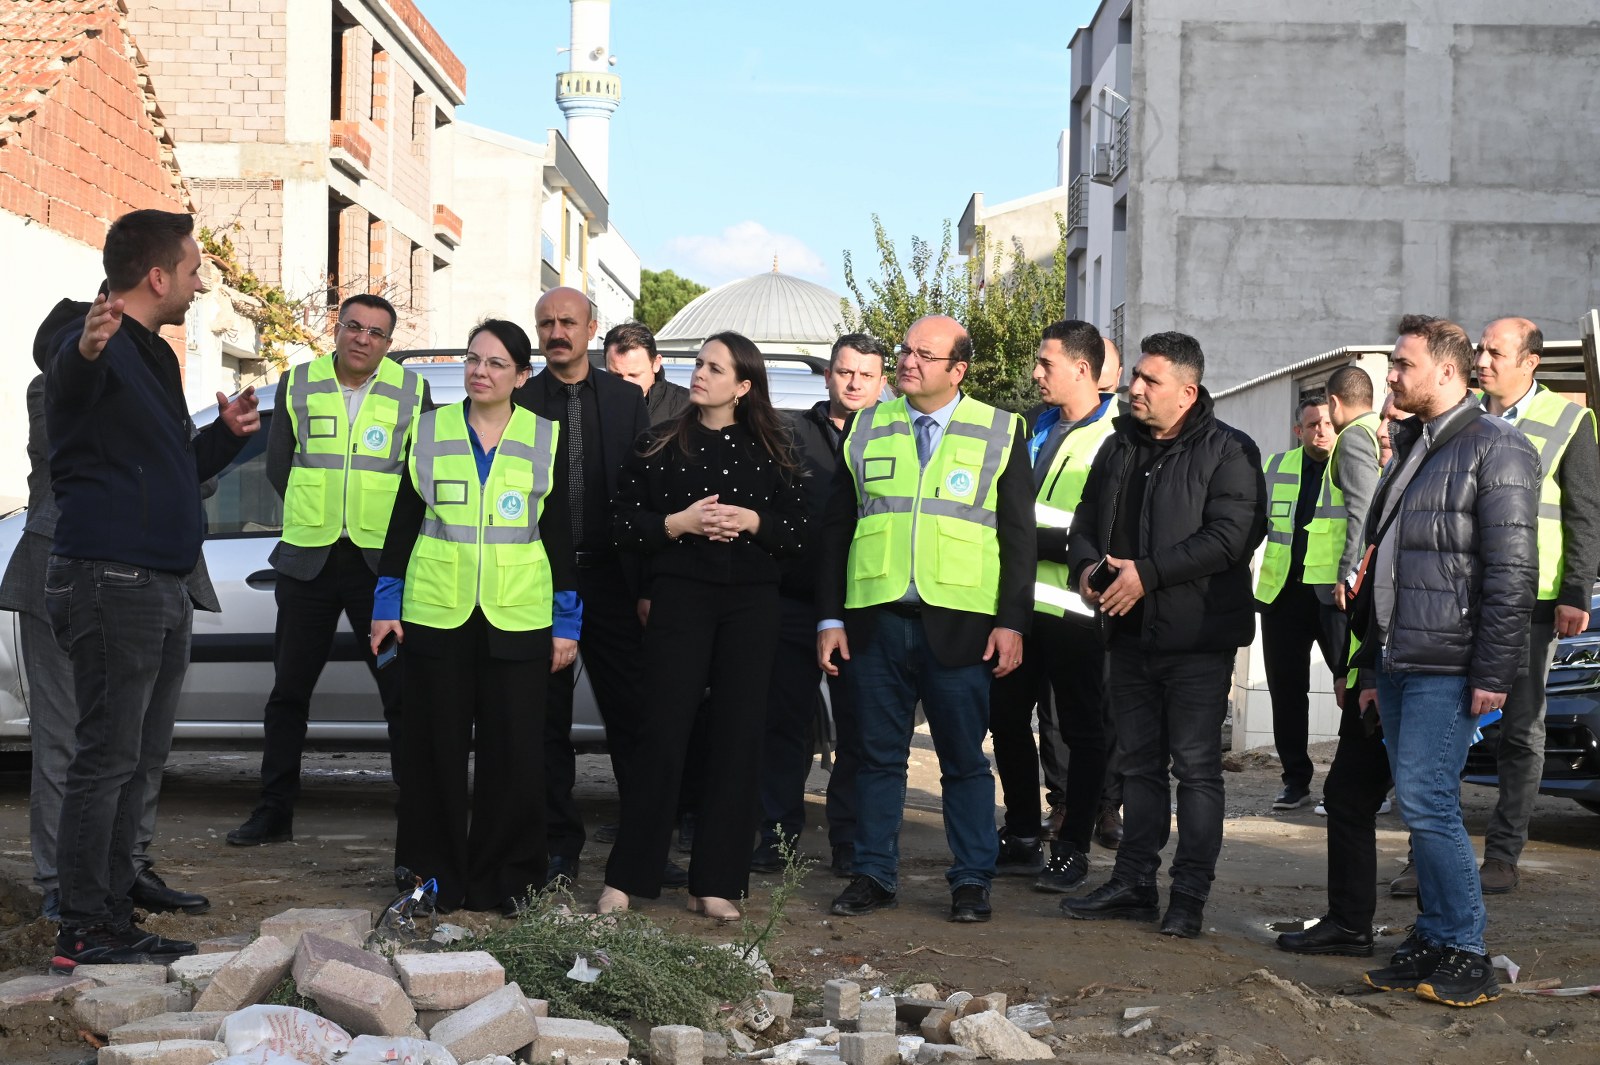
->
[536, 370, 607, 552]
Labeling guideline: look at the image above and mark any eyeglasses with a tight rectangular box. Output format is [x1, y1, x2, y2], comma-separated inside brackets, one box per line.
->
[896, 345, 957, 366]
[338, 320, 391, 341]
[464, 354, 517, 373]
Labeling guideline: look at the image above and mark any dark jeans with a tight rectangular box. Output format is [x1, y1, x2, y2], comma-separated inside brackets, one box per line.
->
[259, 539, 401, 813]
[989, 613, 1107, 853]
[1323, 689, 1394, 932]
[758, 596, 859, 850]
[1485, 619, 1558, 865]
[1108, 641, 1233, 902]
[46, 557, 192, 930]
[1260, 583, 1340, 791]
[545, 560, 644, 860]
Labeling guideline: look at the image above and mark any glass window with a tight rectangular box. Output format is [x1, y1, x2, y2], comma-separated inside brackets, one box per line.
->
[204, 412, 282, 537]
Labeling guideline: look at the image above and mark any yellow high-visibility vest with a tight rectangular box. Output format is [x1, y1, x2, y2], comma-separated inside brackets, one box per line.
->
[1032, 404, 1116, 618]
[1303, 411, 1380, 586]
[1503, 386, 1595, 601]
[1254, 447, 1304, 605]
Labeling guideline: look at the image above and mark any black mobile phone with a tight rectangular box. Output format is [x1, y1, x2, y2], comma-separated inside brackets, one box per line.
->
[375, 631, 399, 670]
[1087, 558, 1120, 595]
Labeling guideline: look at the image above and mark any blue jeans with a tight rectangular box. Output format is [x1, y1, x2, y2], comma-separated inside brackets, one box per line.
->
[1376, 658, 1485, 955]
[847, 612, 996, 893]
[46, 557, 192, 931]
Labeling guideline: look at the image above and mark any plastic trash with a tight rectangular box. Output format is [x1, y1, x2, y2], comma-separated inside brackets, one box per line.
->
[218, 1004, 353, 1063]
[1491, 954, 1520, 983]
[339, 1034, 460, 1064]
[566, 953, 608, 982]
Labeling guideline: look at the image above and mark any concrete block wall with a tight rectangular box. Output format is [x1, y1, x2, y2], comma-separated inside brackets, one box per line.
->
[190, 178, 286, 286]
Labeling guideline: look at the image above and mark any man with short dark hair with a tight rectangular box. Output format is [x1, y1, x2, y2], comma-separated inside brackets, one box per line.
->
[1063, 331, 1265, 938]
[46, 209, 260, 968]
[605, 322, 689, 427]
[1353, 314, 1538, 1007]
[226, 293, 429, 847]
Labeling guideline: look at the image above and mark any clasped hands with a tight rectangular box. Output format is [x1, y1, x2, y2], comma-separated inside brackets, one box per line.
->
[669, 494, 758, 542]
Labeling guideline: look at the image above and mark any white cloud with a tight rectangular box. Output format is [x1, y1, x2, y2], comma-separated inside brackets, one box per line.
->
[661, 221, 831, 287]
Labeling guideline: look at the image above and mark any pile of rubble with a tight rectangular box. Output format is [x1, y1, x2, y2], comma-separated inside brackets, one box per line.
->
[0, 907, 1063, 1065]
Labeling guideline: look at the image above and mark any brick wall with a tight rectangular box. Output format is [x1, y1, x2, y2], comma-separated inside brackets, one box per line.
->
[334, 201, 369, 303]
[190, 178, 285, 286]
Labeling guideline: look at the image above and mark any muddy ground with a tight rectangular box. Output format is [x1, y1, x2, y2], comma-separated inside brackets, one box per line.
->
[0, 732, 1597, 1065]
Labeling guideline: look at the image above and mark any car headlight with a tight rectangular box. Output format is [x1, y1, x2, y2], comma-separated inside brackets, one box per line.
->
[1549, 632, 1600, 693]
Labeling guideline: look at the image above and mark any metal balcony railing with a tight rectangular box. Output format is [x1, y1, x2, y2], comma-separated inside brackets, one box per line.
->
[1111, 302, 1126, 355]
[1112, 110, 1129, 178]
[1067, 174, 1087, 232]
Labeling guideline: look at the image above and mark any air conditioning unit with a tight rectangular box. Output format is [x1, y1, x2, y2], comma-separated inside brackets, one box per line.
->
[1091, 143, 1114, 185]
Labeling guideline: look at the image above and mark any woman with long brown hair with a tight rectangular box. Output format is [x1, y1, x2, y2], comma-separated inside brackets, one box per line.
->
[597, 331, 808, 920]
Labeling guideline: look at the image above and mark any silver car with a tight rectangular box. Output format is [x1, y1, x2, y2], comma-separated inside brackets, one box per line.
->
[0, 353, 827, 751]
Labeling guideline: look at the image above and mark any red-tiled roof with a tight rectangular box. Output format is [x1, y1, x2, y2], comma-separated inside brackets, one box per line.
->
[0, 0, 116, 141]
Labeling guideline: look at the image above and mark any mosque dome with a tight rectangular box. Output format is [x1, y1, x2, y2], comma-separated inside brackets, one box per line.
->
[656, 267, 850, 356]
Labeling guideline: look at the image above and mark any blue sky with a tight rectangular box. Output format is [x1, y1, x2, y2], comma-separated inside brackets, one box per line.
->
[420, 0, 1100, 293]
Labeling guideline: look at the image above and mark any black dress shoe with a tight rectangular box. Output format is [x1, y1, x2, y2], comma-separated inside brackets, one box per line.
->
[830, 875, 897, 916]
[661, 861, 689, 889]
[116, 919, 196, 959]
[544, 855, 579, 890]
[130, 868, 210, 915]
[749, 841, 784, 874]
[1276, 916, 1374, 957]
[226, 806, 293, 846]
[949, 884, 992, 923]
[1059, 878, 1159, 922]
[830, 843, 854, 879]
[1159, 893, 1205, 938]
[1094, 807, 1123, 850]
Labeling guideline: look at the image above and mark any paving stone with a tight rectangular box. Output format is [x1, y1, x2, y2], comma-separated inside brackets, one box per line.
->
[527, 1016, 631, 1065]
[168, 952, 237, 992]
[893, 997, 946, 1025]
[823, 979, 860, 1023]
[760, 989, 795, 1020]
[804, 1026, 840, 1044]
[292, 933, 393, 990]
[429, 981, 538, 1063]
[918, 1009, 955, 1044]
[197, 934, 252, 954]
[73, 965, 170, 988]
[525, 997, 549, 1017]
[108, 1012, 230, 1045]
[857, 999, 896, 1033]
[650, 1023, 704, 1065]
[915, 1044, 977, 1064]
[392, 949, 504, 1009]
[948, 1012, 1052, 1061]
[416, 1008, 452, 1035]
[838, 1031, 897, 1065]
[702, 1031, 730, 1060]
[306, 959, 416, 1037]
[97, 1039, 229, 1065]
[0, 971, 95, 1006]
[258, 908, 371, 951]
[193, 935, 293, 1012]
[73, 984, 192, 1036]
[1005, 1003, 1054, 1037]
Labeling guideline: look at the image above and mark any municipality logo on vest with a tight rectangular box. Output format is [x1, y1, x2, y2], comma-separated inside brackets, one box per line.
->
[496, 491, 525, 521]
[362, 425, 388, 452]
[945, 468, 974, 496]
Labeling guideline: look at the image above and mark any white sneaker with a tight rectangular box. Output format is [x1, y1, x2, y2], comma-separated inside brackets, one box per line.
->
[1313, 801, 1327, 817]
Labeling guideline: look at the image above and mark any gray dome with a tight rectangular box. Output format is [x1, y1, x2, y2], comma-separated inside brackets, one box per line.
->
[656, 270, 848, 350]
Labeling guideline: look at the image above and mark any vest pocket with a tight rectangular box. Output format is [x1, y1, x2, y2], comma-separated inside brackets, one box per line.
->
[850, 526, 891, 580]
[936, 521, 983, 586]
[496, 555, 545, 607]
[287, 469, 326, 528]
[409, 537, 459, 608]
[358, 482, 399, 533]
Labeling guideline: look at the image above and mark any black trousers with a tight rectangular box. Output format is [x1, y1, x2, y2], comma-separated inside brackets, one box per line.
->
[606, 577, 778, 899]
[545, 560, 644, 860]
[259, 539, 402, 813]
[395, 612, 549, 913]
[1323, 689, 1394, 931]
[989, 613, 1107, 853]
[1260, 583, 1341, 790]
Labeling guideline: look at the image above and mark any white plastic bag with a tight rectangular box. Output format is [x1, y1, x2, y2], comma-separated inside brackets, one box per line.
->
[339, 1034, 460, 1065]
[219, 1004, 354, 1064]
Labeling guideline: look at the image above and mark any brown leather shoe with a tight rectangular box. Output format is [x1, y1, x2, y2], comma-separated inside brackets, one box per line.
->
[1095, 807, 1123, 851]
[1389, 860, 1418, 898]
[1479, 858, 1519, 895]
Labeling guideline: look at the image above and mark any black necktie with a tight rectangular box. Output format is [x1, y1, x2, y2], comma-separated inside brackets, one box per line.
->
[563, 383, 585, 547]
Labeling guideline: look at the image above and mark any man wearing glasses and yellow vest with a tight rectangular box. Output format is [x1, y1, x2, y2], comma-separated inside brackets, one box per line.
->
[818, 315, 1035, 923]
[228, 294, 429, 846]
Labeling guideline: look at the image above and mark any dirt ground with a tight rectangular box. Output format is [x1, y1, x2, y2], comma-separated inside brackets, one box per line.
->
[0, 730, 1597, 1065]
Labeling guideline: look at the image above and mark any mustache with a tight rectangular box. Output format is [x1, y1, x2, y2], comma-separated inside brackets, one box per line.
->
[545, 339, 572, 351]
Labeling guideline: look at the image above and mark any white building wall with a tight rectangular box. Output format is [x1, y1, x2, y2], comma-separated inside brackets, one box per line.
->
[446, 124, 545, 340]
[590, 227, 640, 335]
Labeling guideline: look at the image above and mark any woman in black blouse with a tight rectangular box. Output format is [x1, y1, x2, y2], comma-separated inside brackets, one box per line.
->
[598, 331, 808, 920]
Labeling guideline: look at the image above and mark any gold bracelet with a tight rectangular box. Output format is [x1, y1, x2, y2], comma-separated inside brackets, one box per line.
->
[664, 514, 677, 541]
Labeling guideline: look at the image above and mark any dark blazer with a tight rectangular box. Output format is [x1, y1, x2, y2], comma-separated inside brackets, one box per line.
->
[817, 399, 1036, 668]
[513, 365, 648, 501]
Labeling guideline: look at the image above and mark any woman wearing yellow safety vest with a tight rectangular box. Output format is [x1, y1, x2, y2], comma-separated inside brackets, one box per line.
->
[596, 331, 809, 921]
[369, 319, 579, 916]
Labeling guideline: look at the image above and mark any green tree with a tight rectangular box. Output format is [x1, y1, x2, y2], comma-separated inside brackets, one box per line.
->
[635, 268, 709, 333]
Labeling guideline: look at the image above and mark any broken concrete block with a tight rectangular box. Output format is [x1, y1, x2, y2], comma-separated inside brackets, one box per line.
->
[429, 982, 537, 1063]
[108, 1012, 230, 1045]
[525, 997, 548, 1017]
[192, 935, 293, 1012]
[702, 1030, 730, 1059]
[72, 964, 169, 988]
[527, 1016, 631, 1065]
[0, 972, 94, 1006]
[760, 989, 795, 1020]
[73, 984, 192, 1036]
[258, 908, 371, 951]
[824, 979, 861, 1022]
[292, 934, 394, 990]
[957, 992, 1004, 1017]
[415, 1009, 451, 1035]
[305, 959, 416, 1038]
[392, 950, 504, 1010]
[804, 1025, 840, 1043]
[915, 1044, 976, 1064]
[838, 1031, 897, 1065]
[650, 1023, 704, 1065]
[728, 1028, 757, 1053]
[948, 1012, 1052, 1061]
[197, 934, 251, 954]
[168, 952, 236, 991]
[857, 999, 896, 1033]
[918, 1009, 955, 1044]
[893, 997, 946, 1025]
[1004, 1003, 1054, 1037]
[97, 1040, 228, 1065]
[902, 983, 939, 1000]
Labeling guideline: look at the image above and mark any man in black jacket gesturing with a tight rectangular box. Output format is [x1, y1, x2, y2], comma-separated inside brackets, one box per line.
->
[1062, 331, 1265, 938]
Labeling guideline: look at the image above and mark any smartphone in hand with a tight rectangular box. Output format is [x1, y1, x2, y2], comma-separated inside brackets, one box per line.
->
[375, 631, 399, 670]
[1087, 557, 1120, 595]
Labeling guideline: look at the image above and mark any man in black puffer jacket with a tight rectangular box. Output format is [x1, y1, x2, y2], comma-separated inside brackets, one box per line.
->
[1061, 331, 1266, 938]
[1354, 315, 1538, 1008]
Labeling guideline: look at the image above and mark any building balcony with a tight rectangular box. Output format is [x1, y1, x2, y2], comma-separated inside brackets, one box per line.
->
[1112, 110, 1130, 179]
[1111, 302, 1126, 357]
[433, 204, 462, 247]
[1067, 173, 1087, 232]
[328, 121, 371, 180]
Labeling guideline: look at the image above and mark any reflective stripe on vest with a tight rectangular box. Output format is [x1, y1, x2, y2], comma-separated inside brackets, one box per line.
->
[843, 395, 1020, 614]
[402, 403, 559, 631]
[1303, 411, 1380, 586]
[1509, 387, 1592, 600]
[282, 355, 425, 549]
[1032, 409, 1116, 618]
[1254, 447, 1304, 605]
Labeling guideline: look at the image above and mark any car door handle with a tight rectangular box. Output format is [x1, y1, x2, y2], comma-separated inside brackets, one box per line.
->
[245, 569, 278, 590]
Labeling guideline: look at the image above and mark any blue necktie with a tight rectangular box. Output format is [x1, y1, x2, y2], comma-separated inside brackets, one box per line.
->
[915, 415, 937, 468]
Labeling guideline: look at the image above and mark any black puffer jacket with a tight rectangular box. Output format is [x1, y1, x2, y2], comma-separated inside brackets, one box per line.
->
[1066, 388, 1267, 652]
[1368, 400, 1539, 692]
